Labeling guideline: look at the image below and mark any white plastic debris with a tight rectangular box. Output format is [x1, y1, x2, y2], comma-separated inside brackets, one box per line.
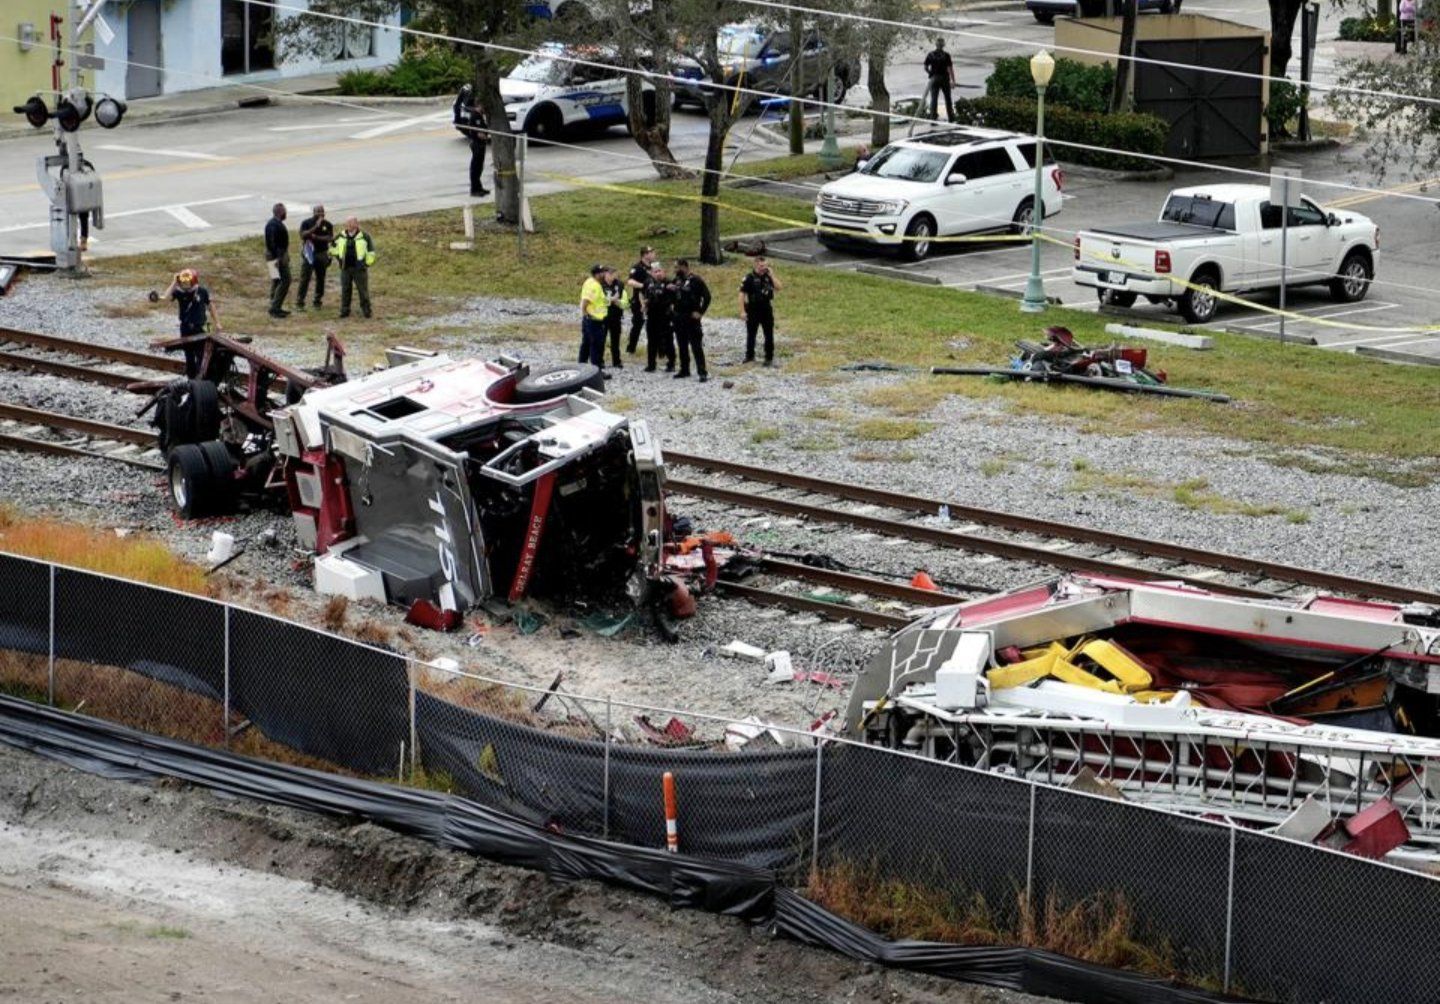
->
[766, 665, 794, 684]
[764, 650, 793, 675]
[722, 640, 767, 661]
[206, 531, 235, 564]
[724, 716, 797, 750]
[431, 657, 460, 673]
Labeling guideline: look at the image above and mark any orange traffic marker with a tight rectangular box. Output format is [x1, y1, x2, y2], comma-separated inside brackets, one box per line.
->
[911, 570, 938, 591]
[662, 771, 679, 853]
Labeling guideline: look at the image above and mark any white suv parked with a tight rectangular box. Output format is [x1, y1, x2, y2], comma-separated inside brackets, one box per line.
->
[814, 129, 1064, 261]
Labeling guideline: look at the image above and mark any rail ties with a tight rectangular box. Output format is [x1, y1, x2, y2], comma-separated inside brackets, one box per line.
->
[668, 452, 1440, 607]
[0, 403, 161, 470]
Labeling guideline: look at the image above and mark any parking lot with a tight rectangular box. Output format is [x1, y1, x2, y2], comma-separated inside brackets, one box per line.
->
[763, 146, 1440, 364]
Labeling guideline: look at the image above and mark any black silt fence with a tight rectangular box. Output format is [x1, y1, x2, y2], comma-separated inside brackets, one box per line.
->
[228, 608, 409, 776]
[53, 568, 226, 701]
[1229, 827, 1440, 1003]
[0, 554, 49, 657]
[416, 690, 817, 872]
[819, 742, 1033, 911]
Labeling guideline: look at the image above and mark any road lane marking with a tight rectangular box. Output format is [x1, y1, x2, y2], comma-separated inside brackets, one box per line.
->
[1243, 301, 1398, 332]
[0, 193, 252, 233]
[1326, 175, 1440, 210]
[349, 111, 450, 140]
[97, 144, 234, 162]
[266, 122, 361, 132]
[164, 205, 211, 230]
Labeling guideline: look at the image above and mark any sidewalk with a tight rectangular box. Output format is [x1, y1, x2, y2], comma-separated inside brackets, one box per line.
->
[0, 71, 445, 143]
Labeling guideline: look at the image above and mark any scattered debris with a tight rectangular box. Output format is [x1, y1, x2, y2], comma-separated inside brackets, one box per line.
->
[405, 599, 462, 633]
[636, 715, 697, 747]
[722, 640, 767, 661]
[932, 325, 1229, 403]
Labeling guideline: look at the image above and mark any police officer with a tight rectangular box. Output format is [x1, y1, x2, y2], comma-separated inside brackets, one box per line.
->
[603, 265, 630, 368]
[579, 264, 611, 369]
[739, 255, 781, 366]
[625, 245, 656, 355]
[457, 86, 492, 198]
[329, 216, 376, 319]
[672, 259, 711, 383]
[643, 261, 676, 373]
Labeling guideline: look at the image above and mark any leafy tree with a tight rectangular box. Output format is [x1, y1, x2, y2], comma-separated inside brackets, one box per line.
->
[1329, 24, 1440, 179]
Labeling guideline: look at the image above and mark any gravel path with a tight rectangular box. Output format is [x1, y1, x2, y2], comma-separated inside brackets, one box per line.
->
[2, 274, 1437, 732]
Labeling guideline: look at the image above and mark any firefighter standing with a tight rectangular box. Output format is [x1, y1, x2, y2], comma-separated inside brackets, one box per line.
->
[672, 259, 711, 382]
[739, 255, 781, 366]
[603, 266, 630, 368]
[161, 268, 220, 378]
[643, 261, 677, 373]
[624, 245, 656, 355]
[330, 217, 376, 319]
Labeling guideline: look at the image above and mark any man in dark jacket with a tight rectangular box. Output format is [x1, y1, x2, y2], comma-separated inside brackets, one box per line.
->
[456, 85, 491, 197]
[739, 255, 781, 366]
[924, 39, 956, 123]
[642, 262, 676, 373]
[672, 259, 711, 382]
[625, 245, 655, 354]
[295, 204, 334, 310]
[264, 203, 291, 318]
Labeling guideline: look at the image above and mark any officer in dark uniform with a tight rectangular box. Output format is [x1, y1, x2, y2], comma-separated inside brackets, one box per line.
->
[625, 245, 655, 355]
[672, 259, 711, 382]
[456, 85, 491, 197]
[739, 255, 781, 366]
[642, 261, 676, 373]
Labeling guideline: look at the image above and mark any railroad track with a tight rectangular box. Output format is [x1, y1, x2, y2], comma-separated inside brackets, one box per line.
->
[0, 402, 162, 470]
[667, 452, 1440, 608]
[0, 325, 181, 389]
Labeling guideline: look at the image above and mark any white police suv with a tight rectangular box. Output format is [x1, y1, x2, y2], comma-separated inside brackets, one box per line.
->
[502, 44, 654, 140]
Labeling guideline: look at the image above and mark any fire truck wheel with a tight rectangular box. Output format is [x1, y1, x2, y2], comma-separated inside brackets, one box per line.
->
[514, 363, 605, 403]
[182, 379, 221, 441]
[167, 443, 218, 519]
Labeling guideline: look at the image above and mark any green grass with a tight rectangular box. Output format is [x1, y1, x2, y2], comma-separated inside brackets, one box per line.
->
[750, 425, 783, 444]
[101, 165, 1440, 470]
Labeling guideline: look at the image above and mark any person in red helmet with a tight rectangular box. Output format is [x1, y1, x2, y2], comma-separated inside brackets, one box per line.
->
[162, 268, 220, 377]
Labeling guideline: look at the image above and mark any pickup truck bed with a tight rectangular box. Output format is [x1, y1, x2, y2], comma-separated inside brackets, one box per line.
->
[1083, 222, 1228, 243]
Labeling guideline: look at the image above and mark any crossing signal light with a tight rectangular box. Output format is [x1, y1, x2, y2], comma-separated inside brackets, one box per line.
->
[13, 95, 48, 128]
[94, 95, 126, 129]
[55, 91, 92, 132]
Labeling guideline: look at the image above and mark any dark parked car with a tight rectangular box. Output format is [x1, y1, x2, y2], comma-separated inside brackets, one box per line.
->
[672, 23, 859, 111]
[1026, 0, 1180, 24]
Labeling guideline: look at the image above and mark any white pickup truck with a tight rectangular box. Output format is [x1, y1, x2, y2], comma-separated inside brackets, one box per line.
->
[1073, 184, 1380, 324]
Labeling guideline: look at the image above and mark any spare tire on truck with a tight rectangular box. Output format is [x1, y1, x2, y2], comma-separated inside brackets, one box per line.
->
[513, 363, 605, 403]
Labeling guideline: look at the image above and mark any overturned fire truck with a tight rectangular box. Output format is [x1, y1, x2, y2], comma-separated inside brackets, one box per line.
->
[846, 574, 1440, 866]
[149, 336, 688, 624]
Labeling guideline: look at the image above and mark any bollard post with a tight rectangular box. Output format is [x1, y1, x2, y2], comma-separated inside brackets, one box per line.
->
[222, 604, 231, 747]
[662, 771, 679, 853]
[603, 696, 612, 840]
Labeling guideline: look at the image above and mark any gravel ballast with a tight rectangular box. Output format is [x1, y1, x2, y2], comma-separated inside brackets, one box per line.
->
[2, 274, 1437, 732]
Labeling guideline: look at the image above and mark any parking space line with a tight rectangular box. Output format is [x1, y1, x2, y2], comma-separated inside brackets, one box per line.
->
[1355, 334, 1440, 350]
[1244, 301, 1398, 332]
[1326, 328, 1439, 349]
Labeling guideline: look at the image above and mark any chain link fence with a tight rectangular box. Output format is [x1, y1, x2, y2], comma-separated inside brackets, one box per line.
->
[3, 551, 1439, 1002]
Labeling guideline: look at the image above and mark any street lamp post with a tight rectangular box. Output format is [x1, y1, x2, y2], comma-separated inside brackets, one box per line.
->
[1019, 49, 1055, 314]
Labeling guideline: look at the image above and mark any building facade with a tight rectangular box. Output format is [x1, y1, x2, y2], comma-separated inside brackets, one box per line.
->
[92, 0, 402, 101]
[1, 3, 95, 112]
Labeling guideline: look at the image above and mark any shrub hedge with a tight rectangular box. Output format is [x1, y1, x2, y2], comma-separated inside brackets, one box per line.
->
[1338, 16, 1394, 41]
[337, 47, 473, 97]
[986, 56, 1116, 115]
[1266, 80, 1305, 138]
[949, 96, 1169, 171]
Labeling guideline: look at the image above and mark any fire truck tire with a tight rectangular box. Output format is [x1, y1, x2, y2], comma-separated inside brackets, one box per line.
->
[197, 441, 239, 513]
[182, 379, 222, 442]
[513, 363, 605, 402]
[167, 443, 218, 519]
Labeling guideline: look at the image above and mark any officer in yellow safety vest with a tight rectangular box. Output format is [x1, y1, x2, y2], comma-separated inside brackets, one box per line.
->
[578, 264, 613, 371]
[602, 264, 631, 369]
[329, 217, 376, 319]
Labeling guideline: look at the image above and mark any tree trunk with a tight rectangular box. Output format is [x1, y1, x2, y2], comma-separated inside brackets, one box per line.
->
[476, 65, 521, 225]
[1269, 0, 1305, 78]
[868, 35, 891, 149]
[627, 77, 691, 178]
[699, 102, 729, 265]
[1111, 0, 1137, 113]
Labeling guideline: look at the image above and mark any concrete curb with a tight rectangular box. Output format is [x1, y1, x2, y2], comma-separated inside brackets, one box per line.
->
[859, 264, 942, 285]
[1356, 345, 1440, 367]
[720, 227, 813, 244]
[975, 282, 1061, 303]
[1222, 325, 1319, 346]
[1062, 161, 1175, 183]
